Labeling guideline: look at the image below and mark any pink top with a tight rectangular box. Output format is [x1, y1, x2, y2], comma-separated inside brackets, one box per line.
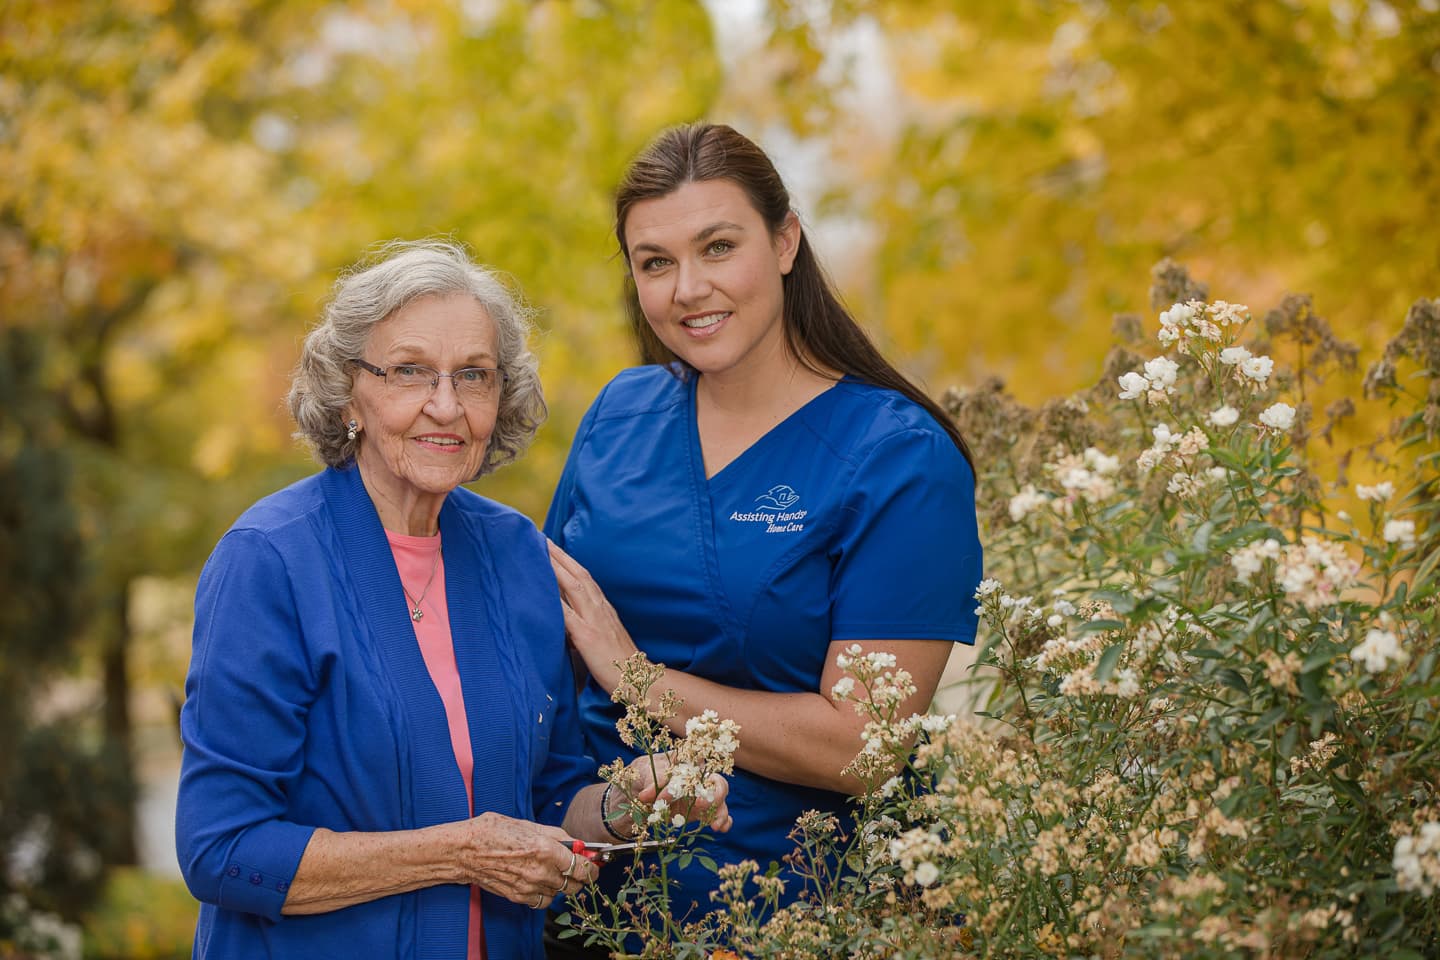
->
[387, 530, 485, 960]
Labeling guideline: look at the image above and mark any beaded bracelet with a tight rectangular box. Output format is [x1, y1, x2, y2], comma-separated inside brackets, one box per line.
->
[599, 781, 631, 841]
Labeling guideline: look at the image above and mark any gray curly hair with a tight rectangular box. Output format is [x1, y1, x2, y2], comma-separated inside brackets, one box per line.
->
[288, 238, 546, 477]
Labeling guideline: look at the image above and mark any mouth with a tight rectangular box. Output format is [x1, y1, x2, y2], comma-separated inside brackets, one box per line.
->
[681, 311, 731, 330]
[414, 434, 464, 450]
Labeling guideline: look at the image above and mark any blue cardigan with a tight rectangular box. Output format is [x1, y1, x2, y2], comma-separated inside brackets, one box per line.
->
[176, 466, 594, 959]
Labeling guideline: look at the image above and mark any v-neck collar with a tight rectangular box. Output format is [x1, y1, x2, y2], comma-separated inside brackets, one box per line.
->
[688, 374, 848, 485]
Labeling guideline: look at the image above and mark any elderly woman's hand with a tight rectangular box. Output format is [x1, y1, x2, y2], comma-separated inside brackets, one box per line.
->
[451, 813, 600, 910]
[615, 752, 734, 835]
[548, 540, 638, 694]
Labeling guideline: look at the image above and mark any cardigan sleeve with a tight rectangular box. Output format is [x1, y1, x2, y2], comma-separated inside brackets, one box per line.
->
[176, 527, 318, 920]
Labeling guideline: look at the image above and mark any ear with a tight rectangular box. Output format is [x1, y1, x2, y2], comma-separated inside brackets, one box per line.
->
[775, 210, 801, 276]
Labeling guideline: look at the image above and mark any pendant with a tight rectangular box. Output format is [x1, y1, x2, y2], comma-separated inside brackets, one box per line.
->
[411, 606, 423, 621]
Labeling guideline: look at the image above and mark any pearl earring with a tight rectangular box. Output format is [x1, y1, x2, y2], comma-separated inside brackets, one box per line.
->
[346, 419, 360, 441]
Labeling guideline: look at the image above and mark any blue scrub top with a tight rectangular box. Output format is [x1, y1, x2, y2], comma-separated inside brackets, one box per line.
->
[545, 365, 982, 917]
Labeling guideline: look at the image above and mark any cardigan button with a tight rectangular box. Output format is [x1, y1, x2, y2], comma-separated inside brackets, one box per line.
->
[227, 865, 240, 877]
[277, 880, 290, 893]
[250, 872, 263, 885]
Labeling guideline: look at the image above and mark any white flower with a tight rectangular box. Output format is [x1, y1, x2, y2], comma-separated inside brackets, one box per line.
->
[1231, 538, 1281, 583]
[975, 578, 1002, 599]
[1240, 355, 1275, 384]
[1144, 356, 1180, 389]
[1114, 668, 1141, 698]
[1209, 405, 1239, 427]
[1384, 519, 1417, 551]
[919, 713, 954, 734]
[1208, 300, 1248, 326]
[1356, 481, 1395, 503]
[1258, 402, 1296, 432]
[913, 861, 940, 887]
[1351, 628, 1408, 675]
[1219, 346, 1251, 366]
[1118, 371, 1148, 400]
[831, 676, 856, 699]
[1009, 484, 1047, 522]
[1395, 822, 1440, 896]
[1159, 302, 1197, 330]
[1082, 447, 1121, 475]
[647, 797, 670, 824]
[1207, 466, 1229, 481]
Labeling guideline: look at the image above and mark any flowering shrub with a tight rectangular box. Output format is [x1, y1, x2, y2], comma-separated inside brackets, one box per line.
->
[558, 654, 741, 957]
[583, 264, 1440, 957]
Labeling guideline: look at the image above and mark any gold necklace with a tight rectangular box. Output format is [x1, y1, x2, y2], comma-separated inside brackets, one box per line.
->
[401, 547, 441, 622]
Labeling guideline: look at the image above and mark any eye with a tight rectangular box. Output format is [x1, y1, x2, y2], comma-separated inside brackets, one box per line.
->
[390, 364, 425, 378]
[640, 256, 671, 273]
[455, 368, 492, 385]
[705, 239, 734, 256]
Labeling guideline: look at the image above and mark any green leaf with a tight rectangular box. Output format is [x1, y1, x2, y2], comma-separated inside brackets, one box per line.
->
[1092, 589, 1137, 614]
[1094, 643, 1125, 683]
[1217, 668, 1249, 695]
[1255, 706, 1286, 729]
[1278, 723, 1299, 759]
[1191, 520, 1215, 554]
[1077, 618, 1125, 634]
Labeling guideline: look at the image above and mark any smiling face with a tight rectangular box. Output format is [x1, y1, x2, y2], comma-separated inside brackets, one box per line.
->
[623, 178, 800, 385]
[346, 292, 500, 534]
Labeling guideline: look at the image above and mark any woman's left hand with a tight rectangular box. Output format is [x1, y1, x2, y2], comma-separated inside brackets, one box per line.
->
[548, 540, 637, 693]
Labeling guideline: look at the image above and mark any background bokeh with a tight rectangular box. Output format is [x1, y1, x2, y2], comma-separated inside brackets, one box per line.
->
[3, 0, 1437, 954]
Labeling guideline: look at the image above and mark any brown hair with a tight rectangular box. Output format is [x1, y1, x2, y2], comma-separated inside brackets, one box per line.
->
[614, 123, 972, 465]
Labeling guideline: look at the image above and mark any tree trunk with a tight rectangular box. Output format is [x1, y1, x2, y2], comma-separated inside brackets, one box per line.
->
[102, 587, 138, 865]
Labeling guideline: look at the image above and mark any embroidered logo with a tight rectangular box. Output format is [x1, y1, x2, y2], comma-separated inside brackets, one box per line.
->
[730, 484, 808, 533]
[755, 484, 800, 510]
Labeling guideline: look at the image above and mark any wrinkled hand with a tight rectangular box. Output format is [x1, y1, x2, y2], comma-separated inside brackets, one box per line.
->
[451, 812, 600, 909]
[617, 752, 734, 834]
[549, 540, 638, 693]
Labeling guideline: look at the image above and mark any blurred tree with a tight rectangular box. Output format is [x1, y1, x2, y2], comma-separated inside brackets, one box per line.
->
[0, 328, 133, 923]
[2, 0, 719, 869]
[750, 0, 1440, 414]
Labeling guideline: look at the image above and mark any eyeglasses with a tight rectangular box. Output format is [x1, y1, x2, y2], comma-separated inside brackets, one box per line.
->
[351, 358, 506, 402]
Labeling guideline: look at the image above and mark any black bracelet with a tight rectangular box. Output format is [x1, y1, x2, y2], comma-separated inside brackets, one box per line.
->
[599, 781, 630, 841]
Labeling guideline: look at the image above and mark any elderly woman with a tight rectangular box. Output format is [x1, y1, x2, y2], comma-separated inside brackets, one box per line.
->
[176, 239, 729, 960]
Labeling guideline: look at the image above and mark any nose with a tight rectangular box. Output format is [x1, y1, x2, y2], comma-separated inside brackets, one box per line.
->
[424, 375, 464, 421]
[673, 259, 712, 306]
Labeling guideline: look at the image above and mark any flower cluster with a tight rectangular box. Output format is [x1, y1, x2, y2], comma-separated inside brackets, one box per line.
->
[1351, 625, 1408, 675]
[1393, 822, 1440, 896]
[1230, 534, 1360, 609]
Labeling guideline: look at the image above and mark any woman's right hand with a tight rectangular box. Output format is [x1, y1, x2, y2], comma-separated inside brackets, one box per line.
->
[450, 812, 600, 909]
[548, 540, 639, 694]
[618, 752, 733, 834]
